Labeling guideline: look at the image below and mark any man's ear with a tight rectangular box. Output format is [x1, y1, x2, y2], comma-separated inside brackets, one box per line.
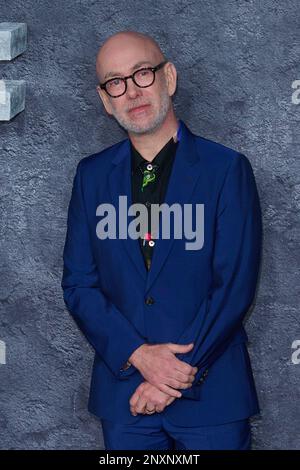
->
[164, 62, 177, 97]
[96, 85, 113, 115]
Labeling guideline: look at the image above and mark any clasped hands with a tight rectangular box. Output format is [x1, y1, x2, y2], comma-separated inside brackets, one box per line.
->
[128, 342, 197, 416]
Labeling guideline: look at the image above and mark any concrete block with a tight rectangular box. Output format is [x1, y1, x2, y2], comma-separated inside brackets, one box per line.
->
[0, 22, 27, 61]
[0, 80, 26, 121]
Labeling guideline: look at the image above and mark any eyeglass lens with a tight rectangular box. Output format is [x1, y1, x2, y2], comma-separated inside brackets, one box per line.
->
[106, 69, 155, 96]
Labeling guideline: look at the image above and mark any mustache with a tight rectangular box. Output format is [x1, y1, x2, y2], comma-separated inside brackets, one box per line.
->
[128, 103, 150, 111]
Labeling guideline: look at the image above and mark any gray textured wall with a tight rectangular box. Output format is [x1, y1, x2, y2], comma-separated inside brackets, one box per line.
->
[0, 0, 299, 450]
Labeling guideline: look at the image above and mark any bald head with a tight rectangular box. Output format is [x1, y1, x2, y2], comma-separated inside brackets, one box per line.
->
[95, 30, 166, 83]
[95, 30, 178, 137]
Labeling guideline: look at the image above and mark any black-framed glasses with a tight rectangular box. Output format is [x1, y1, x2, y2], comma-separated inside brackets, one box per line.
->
[99, 60, 168, 98]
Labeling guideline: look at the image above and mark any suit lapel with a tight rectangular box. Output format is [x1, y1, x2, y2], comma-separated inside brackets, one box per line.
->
[145, 120, 201, 292]
[108, 119, 202, 290]
[108, 138, 148, 281]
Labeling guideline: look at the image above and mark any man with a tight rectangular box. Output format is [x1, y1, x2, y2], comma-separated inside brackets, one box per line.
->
[61, 30, 262, 450]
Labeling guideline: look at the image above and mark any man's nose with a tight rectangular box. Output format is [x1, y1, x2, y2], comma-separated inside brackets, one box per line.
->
[125, 77, 142, 98]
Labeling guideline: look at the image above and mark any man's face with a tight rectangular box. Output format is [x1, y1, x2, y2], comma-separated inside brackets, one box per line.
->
[96, 37, 176, 135]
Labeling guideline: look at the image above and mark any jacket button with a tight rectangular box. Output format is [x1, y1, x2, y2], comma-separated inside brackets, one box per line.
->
[145, 296, 155, 305]
[198, 369, 209, 384]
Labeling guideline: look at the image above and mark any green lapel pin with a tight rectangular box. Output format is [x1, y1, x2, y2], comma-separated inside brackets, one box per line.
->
[141, 169, 156, 191]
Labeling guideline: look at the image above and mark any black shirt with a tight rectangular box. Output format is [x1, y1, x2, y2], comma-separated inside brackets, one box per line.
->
[130, 136, 178, 271]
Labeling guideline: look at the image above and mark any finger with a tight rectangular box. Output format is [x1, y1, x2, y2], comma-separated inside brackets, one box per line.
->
[174, 358, 198, 375]
[156, 401, 170, 413]
[167, 342, 194, 354]
[129, 392, 140, 409]
[157, 384, 182, 398]
[166, 397, 175, 406]
[145, 402, 156, 414]
[161, 371, 194, 391]
[167, 370, 195, 385]
[130, 400, 141, 416]
[166, 377, 193, 390]
[129, 393, 141, 416]
[135, 395, 148, 415]
[173, 358, 198, 375]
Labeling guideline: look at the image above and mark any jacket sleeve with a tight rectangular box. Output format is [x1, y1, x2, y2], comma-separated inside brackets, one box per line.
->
[177, 153, 262, 400]
[61, 160, 146, 379]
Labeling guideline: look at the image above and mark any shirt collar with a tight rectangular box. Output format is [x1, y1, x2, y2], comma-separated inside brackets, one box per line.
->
[131, 135, 178, 174]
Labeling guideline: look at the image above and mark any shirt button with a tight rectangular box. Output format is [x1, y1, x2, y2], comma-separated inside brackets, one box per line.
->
[146, 164, 153, 171]
[145, 296, 155, 305]
[149, 240, 155, 247]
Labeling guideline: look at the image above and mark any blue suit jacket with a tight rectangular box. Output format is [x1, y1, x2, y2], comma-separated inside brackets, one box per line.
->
[61, 119, 262, 426]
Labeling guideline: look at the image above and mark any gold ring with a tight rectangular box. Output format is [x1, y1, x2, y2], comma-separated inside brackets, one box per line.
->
[146, 408, 155, 413]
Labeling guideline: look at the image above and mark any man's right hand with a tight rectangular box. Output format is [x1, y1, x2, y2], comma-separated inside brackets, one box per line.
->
[128, 343, 198, 398]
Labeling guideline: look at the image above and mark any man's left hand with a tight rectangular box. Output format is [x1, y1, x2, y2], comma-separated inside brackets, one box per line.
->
[129, 381, 177, 416]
